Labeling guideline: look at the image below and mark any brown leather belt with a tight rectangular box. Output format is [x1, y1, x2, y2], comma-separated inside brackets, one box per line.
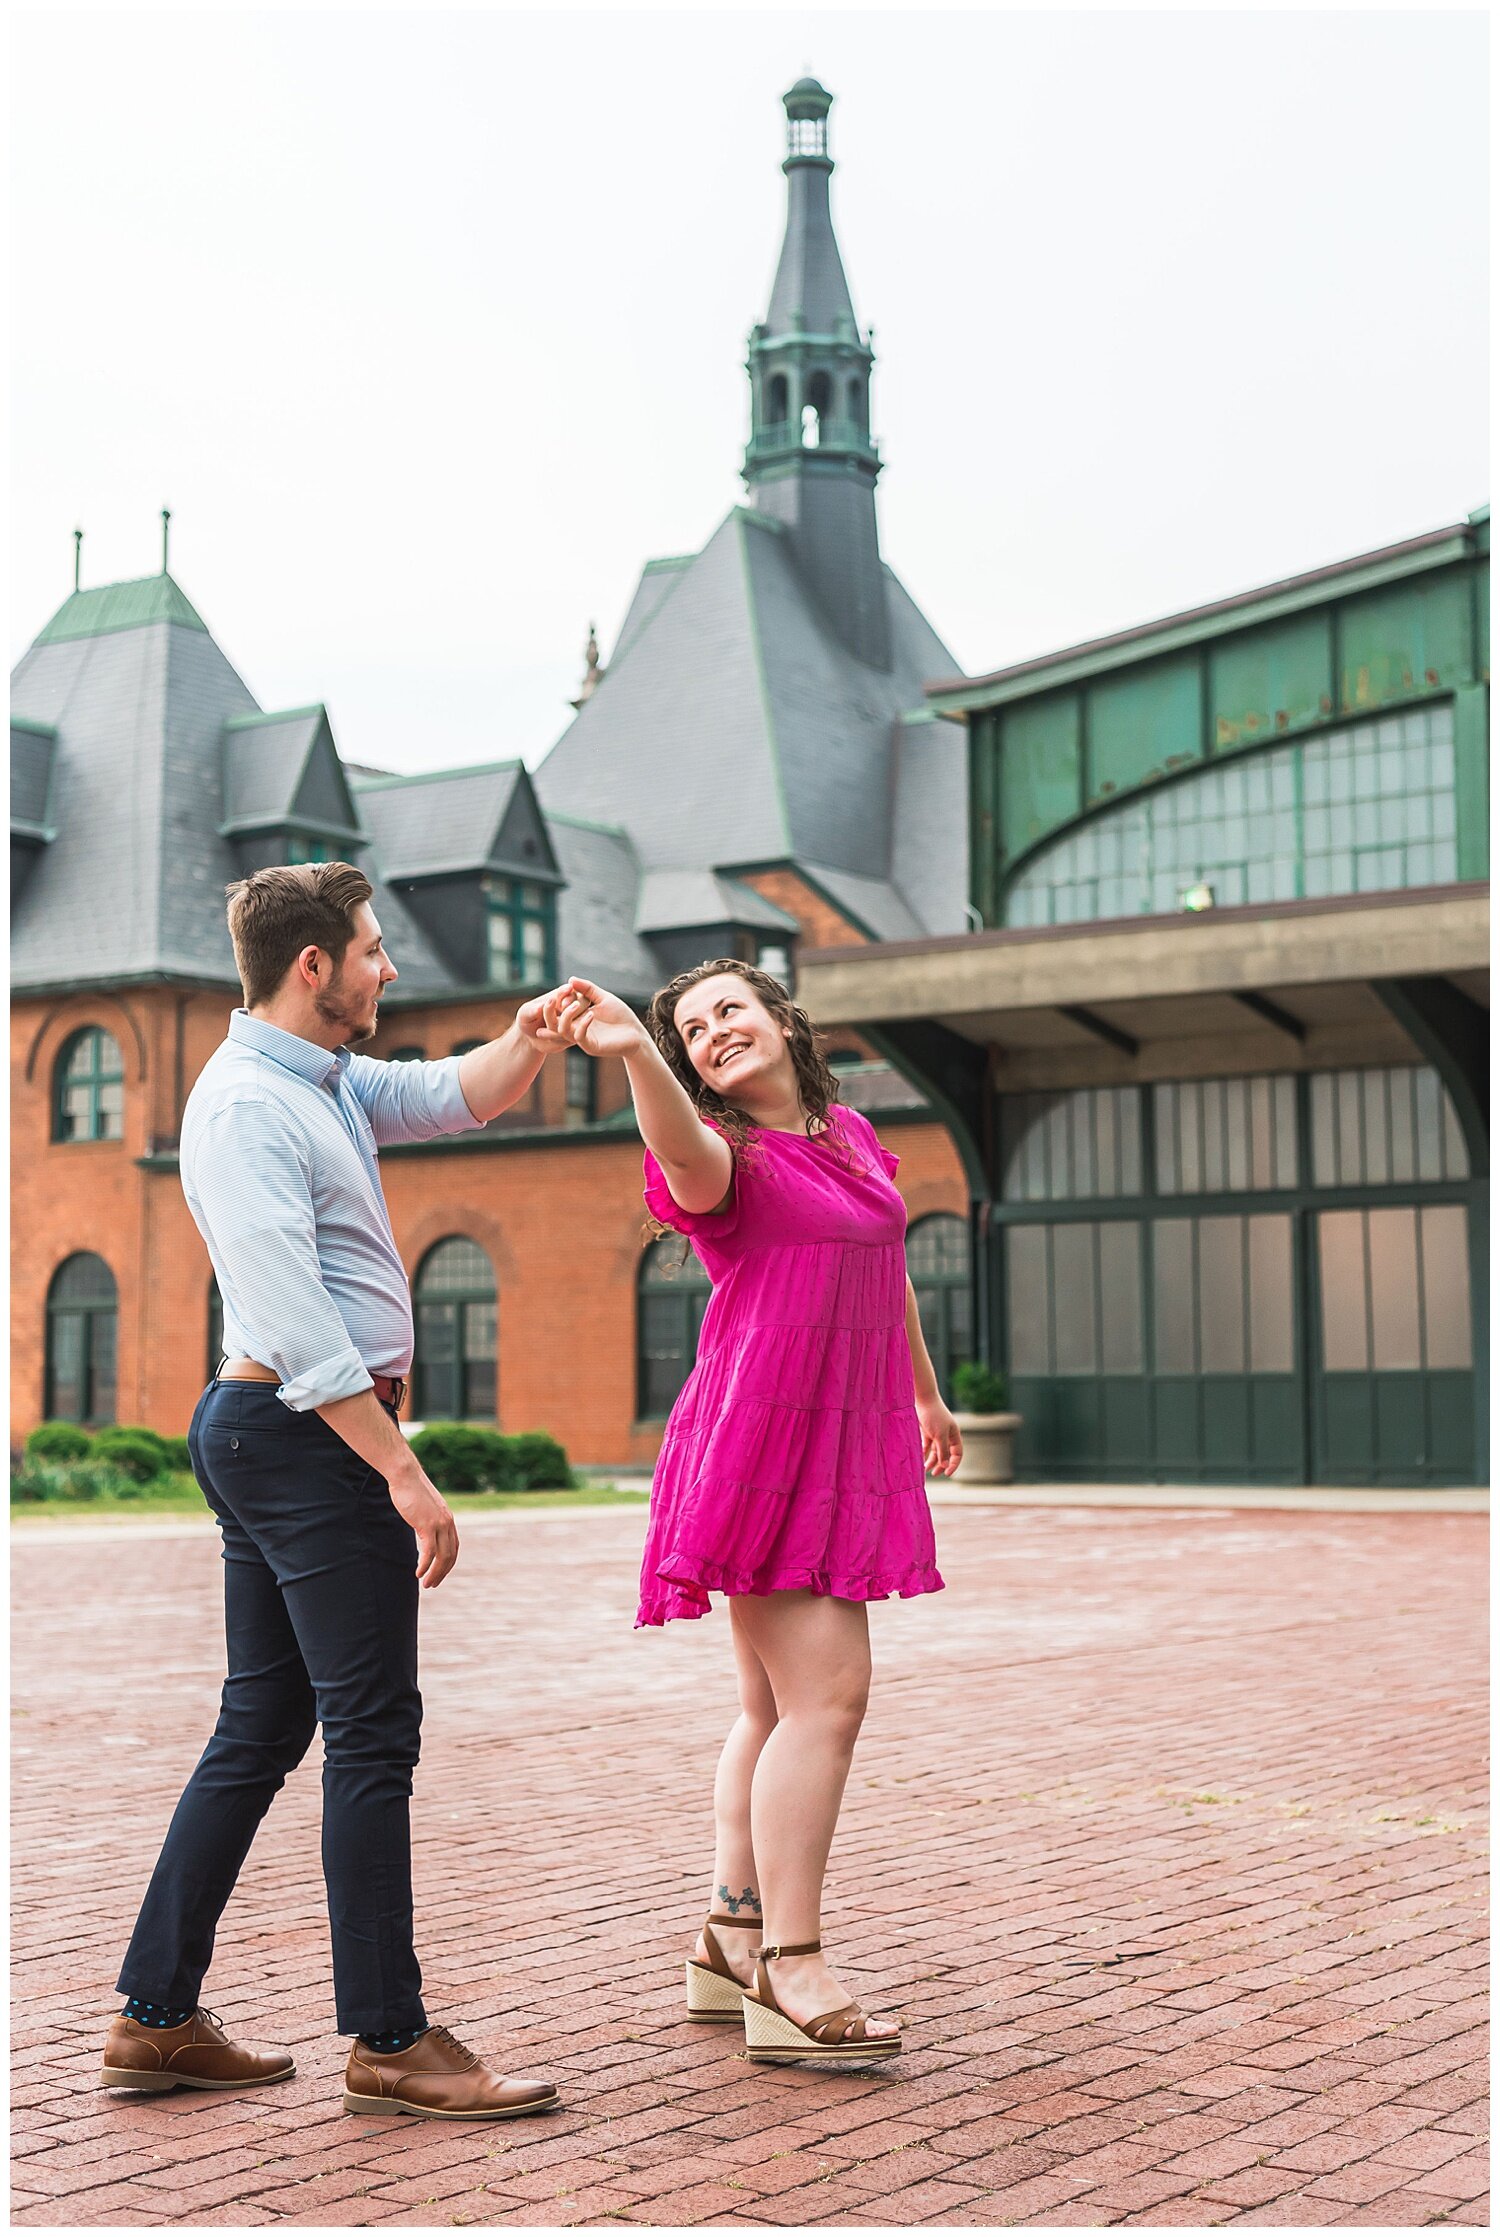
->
[218, 1358, 407, 1412]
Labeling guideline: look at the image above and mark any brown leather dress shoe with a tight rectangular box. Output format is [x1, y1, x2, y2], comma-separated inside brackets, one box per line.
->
[343, 2024, 559, 2120]
[101, 2007, 295, 2093]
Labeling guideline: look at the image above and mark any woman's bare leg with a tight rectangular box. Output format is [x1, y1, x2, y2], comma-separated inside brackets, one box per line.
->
[731, 1590, 897, 2039]
[694, 1603, 778, 1985]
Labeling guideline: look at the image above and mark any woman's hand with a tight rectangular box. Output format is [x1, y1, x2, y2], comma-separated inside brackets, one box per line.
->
[917, 1393, 963, 1477]
[543, 977, 650, 1061]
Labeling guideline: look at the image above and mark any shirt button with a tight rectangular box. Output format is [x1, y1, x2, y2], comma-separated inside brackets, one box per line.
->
[230, 1438, 239, 1450]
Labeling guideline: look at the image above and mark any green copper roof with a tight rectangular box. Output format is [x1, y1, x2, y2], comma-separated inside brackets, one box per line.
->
[32, 574, 209, 647]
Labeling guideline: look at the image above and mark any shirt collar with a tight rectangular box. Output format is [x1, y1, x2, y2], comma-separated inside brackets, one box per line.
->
[229, 1007, 348, 1089]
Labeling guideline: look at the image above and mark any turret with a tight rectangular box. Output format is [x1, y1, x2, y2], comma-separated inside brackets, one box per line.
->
[743, 80, 891, 671]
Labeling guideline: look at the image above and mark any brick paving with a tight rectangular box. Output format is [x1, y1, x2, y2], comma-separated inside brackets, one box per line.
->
[11, 1502, 1488, 2229]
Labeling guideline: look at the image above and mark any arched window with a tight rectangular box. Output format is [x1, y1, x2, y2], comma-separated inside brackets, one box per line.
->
[768, 372, 790, 431]
[53, 1027, 125, 1143]
[207, 1276, 224, 1378]
[45, 1253, 118, 1424]
[803, 369, 832, 448]
[906, 1215, 972, 1406]
[450, 1039, 485, 1056]
[414, 1236, 497, 1421]
[638, 1236, 711, 1419]
[387, 1046, 426, 1064]
[847, 376, 866, 431]
[1004, 705, 1457, 928]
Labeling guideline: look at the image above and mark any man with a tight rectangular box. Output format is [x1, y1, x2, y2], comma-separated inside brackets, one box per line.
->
[102, 862, 563, 2120]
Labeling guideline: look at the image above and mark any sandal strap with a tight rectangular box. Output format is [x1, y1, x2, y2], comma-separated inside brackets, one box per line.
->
[805, 2003, 867, 2044]
[705, 1914, 758, 1929]
[756, 1939, 821, 1960]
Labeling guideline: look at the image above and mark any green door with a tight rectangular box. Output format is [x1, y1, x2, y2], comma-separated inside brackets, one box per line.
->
[1313, 1204, 1475, 1484]
[1149, 1214, 1304, 1483]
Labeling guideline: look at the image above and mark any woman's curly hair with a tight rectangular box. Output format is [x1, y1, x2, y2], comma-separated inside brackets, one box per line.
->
[645, 958, 842, 1160]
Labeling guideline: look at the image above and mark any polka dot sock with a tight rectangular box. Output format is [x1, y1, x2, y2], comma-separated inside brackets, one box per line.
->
[361, 2027, 428, 2055]
[123, 1998, 194, 2029]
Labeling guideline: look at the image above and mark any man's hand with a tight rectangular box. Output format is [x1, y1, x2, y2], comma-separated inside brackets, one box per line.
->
[315, 1388, 460, 1586]
[385, 1467, 460, 1588]
[917, 1393, 964, 1478]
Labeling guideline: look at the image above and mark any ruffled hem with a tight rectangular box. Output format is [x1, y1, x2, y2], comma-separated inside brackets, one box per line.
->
[635, 1554, 945, 1629]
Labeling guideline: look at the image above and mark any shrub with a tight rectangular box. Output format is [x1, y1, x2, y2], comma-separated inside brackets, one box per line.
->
[408, 1423, 512, 1493]
[91, 1429, 171, 1483]
[952, 1362, 1009, 1414]
[505, 1431, 575, 1490]
[159, 1437, 193, 1474]
[25, 1421, 92, 1463]
[11, 1458, 142, 1504]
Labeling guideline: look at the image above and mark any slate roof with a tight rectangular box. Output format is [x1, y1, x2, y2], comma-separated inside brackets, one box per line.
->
[9, 594, 452, 996]
[220, 706, 362, 838]
[635, 869, 799, 937]
[352, 762, 542, 882]
[534, 505, 964, 937]
[546, 815, 660, 997]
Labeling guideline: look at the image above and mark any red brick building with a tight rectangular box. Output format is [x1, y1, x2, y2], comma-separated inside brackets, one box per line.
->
[10, 78, 970, 1462]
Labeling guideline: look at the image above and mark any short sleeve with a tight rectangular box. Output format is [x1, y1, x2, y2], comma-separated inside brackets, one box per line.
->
[643, 1145, 740, 1239]
[848, 1105, 900, 1180]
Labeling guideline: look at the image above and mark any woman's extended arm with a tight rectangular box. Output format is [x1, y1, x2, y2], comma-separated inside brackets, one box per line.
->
[905, 1276, 963, 1476]
[545, 978, 733, 1215]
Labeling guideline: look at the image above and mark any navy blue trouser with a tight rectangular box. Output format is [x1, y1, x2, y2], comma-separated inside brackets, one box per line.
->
[117, 1378, 427, 2037]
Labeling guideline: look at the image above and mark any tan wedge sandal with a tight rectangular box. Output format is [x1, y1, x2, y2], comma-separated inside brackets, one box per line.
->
[684, 1913, 758, 2023]
[741, 1938, 902, 2063]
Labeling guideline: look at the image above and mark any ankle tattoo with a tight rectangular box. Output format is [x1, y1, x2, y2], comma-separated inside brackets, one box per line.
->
[718, 1884, 762, 1917]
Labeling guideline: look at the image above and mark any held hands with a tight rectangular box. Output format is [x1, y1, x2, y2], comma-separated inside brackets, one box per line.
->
[917, 1394, 964, 1478]
[540, 977, 646, 1061]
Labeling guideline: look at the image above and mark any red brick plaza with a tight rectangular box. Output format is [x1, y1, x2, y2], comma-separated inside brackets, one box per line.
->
[11, 1501, 1488, 2229]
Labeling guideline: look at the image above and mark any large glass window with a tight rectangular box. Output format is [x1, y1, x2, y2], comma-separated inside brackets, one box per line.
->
[485, 879, 555, 990]
[1006, 1221, 1143, 1376]
[563, 1046, 597, 1129]
[1150, 1215, 1294, 1376]
[1005, 704, 1457, 927]
[1155, 1076, 1298, 1194]
[414, 1237, 497, 1420]
[1001, 1087, 1142, 1202]
[1309, 1066, 1468, 1186]
[1318, 1206, 1473, 1373]
[906, 1215, 972, 1403]
[53, 1027, 125, 1143]
[638, 1237, 711, 1418]
[45, 1253, 118, 1423]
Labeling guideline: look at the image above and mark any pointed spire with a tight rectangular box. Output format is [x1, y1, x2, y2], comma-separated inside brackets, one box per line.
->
[743, 80, 889, 672]
[73, 528, 83, 592]
[571, 621, 605, 710]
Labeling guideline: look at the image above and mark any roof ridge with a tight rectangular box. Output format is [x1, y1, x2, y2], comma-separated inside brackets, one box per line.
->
[224, 703, 326, 730]
[353, 757, 523, 791]
[543, 808, 633, 838]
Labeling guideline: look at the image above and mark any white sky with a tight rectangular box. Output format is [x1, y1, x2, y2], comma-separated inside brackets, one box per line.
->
[11, 7, 1490, 776]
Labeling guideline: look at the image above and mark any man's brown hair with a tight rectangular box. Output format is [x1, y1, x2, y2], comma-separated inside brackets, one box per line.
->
[225, 862, 374, 1007]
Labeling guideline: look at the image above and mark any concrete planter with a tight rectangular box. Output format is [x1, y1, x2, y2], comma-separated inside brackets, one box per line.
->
[952, 1411, 1023, 1485]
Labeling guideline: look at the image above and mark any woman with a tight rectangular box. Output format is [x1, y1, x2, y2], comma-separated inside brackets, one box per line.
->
[543, 960, 961, 2063]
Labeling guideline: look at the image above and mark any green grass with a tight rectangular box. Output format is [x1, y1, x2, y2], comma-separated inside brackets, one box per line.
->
[11, 1472, 647, 1520]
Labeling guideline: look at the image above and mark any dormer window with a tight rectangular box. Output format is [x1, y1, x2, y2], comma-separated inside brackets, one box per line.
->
[288, 836, 332, 864]
[485, 877, 555, 989]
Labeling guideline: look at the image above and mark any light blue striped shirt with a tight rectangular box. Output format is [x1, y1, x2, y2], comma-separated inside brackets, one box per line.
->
[181, 1008, 483, 1410]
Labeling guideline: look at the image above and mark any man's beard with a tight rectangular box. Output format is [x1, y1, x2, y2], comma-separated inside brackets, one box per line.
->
[314, 976, 378, 1044]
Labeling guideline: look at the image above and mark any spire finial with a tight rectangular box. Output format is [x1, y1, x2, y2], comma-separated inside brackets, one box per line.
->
[73, 528, 83, 592]
[160, 507, 172, 575]
[571, 622, 605, 710]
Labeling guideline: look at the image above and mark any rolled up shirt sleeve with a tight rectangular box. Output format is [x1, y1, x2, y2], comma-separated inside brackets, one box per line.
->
[191, 1102, 374, 1412]
[343, 1052, 484, 1147]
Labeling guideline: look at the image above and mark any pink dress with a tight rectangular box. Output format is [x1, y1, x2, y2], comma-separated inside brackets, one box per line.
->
[637, 1102, 945, 1628]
